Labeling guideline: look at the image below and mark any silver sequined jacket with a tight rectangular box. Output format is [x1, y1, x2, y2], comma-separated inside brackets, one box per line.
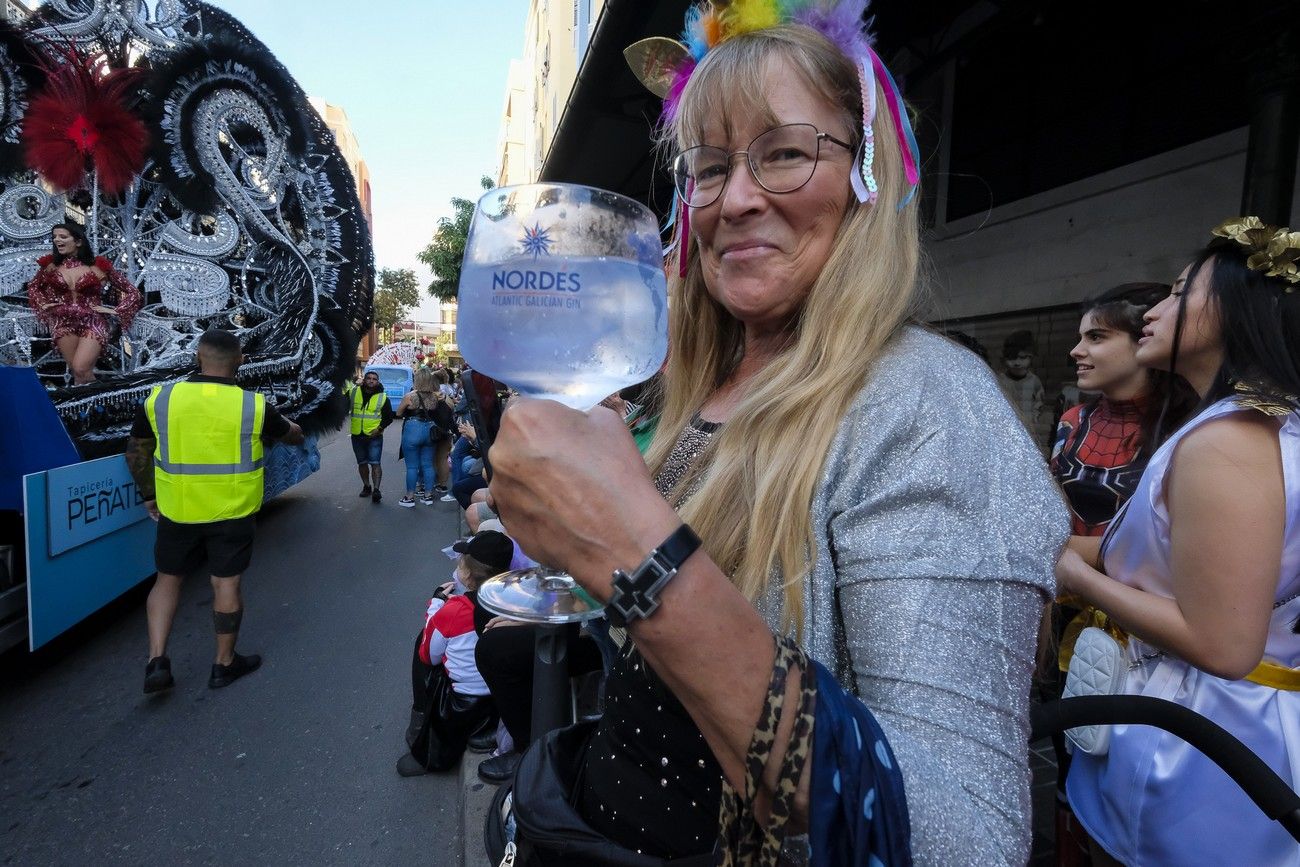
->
[759, 327, 1068, 865]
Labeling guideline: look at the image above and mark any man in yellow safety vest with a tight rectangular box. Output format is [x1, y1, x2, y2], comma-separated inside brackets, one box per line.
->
[125, 329, 303, 694]
[346, 369, 394, 503]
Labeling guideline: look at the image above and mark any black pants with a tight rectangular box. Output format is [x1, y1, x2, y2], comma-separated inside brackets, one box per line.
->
[474, 623, 603, 747]
[408, 631, 495, 771]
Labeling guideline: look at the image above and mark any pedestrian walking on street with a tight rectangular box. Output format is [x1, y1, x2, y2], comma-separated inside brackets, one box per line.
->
[125, 328, 304, 694]
[347, 369, 393, 503]
[394, 368, 445, 506]
[430, 369, 455, 496]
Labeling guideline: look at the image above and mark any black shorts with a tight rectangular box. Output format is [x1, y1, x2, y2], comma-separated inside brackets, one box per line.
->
[155, 514, 256, 578]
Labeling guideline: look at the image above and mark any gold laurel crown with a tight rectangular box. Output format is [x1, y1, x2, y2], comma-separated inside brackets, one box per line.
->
[1211, 216, 1300, 290]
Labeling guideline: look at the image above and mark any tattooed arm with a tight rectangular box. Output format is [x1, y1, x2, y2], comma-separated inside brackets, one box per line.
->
[126, 436, 160, 520]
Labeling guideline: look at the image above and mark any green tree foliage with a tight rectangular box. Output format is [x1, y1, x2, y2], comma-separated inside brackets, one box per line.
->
[419, 175, 495, 301]
[372, 267, 420, 342]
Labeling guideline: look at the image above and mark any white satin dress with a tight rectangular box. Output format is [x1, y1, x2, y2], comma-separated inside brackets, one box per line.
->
[1068, 397, 1300, 866]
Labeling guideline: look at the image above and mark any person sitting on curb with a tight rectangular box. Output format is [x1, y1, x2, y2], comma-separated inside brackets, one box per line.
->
[397, 531, 512, 776]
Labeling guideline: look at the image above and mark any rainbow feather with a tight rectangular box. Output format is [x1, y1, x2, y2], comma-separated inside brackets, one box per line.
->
[720, 0, 783, 38]
[683, 6, 708, 60]
[683, 6, 720, 61]
[793, 0, 872, 56]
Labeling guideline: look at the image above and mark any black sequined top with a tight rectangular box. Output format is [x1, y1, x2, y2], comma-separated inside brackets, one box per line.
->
[577, 415, 722, 858]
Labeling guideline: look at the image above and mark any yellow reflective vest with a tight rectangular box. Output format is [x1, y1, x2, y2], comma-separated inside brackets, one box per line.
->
[144, 381, 266, 523]
[348, 384, 386, 435]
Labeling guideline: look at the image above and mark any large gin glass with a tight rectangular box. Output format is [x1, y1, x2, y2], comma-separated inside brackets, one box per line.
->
[457, 183, 668, 624]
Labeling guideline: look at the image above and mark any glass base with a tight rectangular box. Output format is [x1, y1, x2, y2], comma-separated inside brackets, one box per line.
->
[476, 567, 606, 624]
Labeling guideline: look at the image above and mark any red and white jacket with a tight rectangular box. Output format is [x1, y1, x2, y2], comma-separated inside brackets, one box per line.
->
[419, 594, 489, 696]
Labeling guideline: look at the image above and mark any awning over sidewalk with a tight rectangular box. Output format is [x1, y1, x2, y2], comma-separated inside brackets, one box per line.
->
[538, 0, 691, 217]
[538, 0, 981, 218]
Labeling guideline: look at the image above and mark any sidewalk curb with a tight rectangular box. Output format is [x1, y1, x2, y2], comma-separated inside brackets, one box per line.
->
[459, 748, 496, 866]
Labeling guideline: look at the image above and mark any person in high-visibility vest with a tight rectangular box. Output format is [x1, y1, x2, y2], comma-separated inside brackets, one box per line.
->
[346, 369, 394, 503]
[125, 328, 303, 694]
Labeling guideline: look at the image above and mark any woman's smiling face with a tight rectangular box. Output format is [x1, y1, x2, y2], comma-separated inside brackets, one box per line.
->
[52, 228, 81, 257]
[687, 56, 854, 334]
[1071, 311, 1146, 399]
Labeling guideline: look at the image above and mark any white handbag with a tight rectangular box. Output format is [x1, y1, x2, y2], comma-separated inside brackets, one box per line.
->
[1061, 626, 1128, 756]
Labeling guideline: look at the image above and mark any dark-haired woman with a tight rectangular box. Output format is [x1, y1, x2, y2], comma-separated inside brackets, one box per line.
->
[1052, 283, 1192, 536]
[1058, 219, 1300, 865]
[1046, 283, 1192, 862]
[27, 222, 141, 383]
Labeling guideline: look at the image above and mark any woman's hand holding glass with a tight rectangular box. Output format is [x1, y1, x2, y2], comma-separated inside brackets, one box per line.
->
[488, 398, 678, 600]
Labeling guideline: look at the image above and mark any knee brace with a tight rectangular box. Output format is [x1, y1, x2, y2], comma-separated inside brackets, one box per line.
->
[213, 608, 243, 635]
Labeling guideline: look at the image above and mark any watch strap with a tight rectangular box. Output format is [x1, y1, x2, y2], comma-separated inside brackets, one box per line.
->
[606, 523, 701, 627]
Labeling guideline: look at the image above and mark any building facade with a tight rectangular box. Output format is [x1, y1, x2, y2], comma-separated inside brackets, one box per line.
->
[496, 0, 608, 185]
[308, 97, 378, 360]
[308, 97, 373, 228]
[497, 59, 530, 186]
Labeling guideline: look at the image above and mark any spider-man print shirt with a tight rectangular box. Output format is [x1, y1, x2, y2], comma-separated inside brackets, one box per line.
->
[1051, 397, 1148, 537]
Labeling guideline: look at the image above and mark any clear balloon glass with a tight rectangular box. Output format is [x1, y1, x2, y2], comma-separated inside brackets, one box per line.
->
[457, 183, 668, 623]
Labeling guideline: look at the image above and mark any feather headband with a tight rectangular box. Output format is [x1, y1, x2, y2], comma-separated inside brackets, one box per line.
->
[624, 0, 921, 210]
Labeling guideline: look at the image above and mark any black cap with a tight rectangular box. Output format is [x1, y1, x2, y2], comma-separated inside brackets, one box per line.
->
[452, 531, 514, 575]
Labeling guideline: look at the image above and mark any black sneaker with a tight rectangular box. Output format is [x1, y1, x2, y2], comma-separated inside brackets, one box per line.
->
[371, 490, 382, 503]
[208, 652, 262, 689]
[358, 486, 372, 497]
[477, 751, 521, 784]
[144, 655, 174, 694]
[433, 485, 448, 495]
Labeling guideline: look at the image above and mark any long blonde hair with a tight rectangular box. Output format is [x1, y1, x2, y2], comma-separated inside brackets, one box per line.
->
[413, 368, 436, 393]
[647, 25, 925, 634]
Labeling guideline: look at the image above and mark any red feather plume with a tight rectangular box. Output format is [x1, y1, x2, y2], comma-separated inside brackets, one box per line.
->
[21, 48, 147, 197]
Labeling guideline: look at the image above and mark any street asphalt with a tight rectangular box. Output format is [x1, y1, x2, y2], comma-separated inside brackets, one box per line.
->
[0, 431, 466, 865]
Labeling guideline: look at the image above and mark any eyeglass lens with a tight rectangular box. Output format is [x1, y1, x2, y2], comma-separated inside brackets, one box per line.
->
[673, 123, 824, 208]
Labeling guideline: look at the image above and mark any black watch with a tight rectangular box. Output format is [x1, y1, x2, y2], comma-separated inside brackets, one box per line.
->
[605, 524, 701, 627]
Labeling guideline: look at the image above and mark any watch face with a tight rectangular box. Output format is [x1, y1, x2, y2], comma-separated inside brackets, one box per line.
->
[610, 567, 667, 625]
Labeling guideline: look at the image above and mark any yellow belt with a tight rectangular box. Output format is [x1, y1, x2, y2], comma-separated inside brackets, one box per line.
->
[1058, 605, 1300, 692]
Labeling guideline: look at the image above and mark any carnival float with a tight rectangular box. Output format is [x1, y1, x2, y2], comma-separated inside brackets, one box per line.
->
[0, 0, 375, 455]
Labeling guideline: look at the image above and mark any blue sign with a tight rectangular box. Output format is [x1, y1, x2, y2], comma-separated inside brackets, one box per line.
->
[24, 460, 155, 650]
[45, 456, 149, 557]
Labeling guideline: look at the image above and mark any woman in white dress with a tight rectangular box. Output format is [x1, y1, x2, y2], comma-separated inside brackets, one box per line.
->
[1057, 217, 1300, 866]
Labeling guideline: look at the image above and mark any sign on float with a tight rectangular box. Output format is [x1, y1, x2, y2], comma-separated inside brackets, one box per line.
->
[45, 457, 149, 557]
[24, 455, 155, 649]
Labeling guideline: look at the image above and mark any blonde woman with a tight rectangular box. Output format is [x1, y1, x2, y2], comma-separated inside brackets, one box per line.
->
[430, 369, 454, 495]
[394, 368, 442, 506]
[488, 7, 1066, 865]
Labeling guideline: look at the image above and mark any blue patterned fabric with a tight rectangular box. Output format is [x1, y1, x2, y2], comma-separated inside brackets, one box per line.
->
[262, 435, 320, 501]
[809, 659, 912, 866]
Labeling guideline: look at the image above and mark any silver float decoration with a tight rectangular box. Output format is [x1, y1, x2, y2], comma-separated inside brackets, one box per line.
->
[141, 252, 232, 317]
[0, 0, 375, 455]
[0, 184, 65, 297]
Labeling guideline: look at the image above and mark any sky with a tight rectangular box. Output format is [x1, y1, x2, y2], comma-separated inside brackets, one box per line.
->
[204, 0, 533, 322]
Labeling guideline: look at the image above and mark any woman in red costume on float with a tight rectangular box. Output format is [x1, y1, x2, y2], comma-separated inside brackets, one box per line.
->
[27, 221, 141, 384]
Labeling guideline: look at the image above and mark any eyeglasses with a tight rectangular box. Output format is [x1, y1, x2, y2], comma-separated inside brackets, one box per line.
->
[671, 123, 855, 209]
